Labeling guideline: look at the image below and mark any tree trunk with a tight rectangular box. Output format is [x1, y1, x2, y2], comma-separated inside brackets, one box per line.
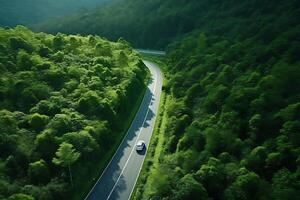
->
[68, 164, 73, 187]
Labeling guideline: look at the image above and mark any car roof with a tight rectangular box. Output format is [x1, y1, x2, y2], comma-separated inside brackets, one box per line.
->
[137, 140, 145, 145]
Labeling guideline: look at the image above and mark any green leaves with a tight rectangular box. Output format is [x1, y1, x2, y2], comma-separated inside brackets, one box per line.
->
[135, 1, 300, 199]
[52, 34, 65, 50]
[62, 130, 99, 157]
[28, 159, 50, 184]
[16, 50, 33, 71]
[0, 26, 148, 199]
[8, 194, 35, 200]
[29, 113, 49, 132]
[52, 142, 80, 187]
[173, 174, 209, 200]
[52, 142, 80, 168]
[10, 37, 33, 52]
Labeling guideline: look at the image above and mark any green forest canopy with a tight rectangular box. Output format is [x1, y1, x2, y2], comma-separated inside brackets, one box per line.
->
[131, 0, 300, 199]
[0, 26, 148, 200]
[34, 0, 300, 49]
[0, 0, 299, 199]
[0, 0, 117, 27]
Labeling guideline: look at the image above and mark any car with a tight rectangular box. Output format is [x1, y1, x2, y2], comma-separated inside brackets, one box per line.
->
[136, 140, 145, 152]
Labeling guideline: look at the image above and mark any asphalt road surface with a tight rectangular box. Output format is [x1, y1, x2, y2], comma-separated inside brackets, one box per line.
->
[85, 60, 163, 200]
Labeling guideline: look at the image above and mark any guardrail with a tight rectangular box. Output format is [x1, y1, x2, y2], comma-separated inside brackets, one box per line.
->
[135, 49, 166, 56]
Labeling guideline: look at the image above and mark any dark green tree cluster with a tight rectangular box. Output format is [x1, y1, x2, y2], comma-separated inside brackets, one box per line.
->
[35, 0, 300, 49]
[0, 26, 147, 200]
[0, 0, 115, 27]
[136, 1, 300, 200]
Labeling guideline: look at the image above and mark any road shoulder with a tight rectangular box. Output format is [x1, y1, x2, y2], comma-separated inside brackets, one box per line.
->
[130, 68, 169, 200]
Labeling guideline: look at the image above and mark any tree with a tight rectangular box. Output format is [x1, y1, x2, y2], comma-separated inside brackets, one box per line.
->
[28, 159, 50, 184]
[203, 84, 229, 113]
[95, 43, 112, 57]
[0, 25, 149, 199]
[150, 163, 178, 198]
[9, 37, 33, 52]
[62, 131, 99, 158]
[198, 32, 207, 50]
[35, 130, 58, 162]
[16, 50, 33, 71]
[118, 50, 128, 66]
[249, 114, 262, 132]
[275, 103, 300, 122]
[52, 142, 80, 187]
[5, 155, 23, 179]
[266, 152, 283, 172]
[280, 121, 300, 146]
[19, 83, 52, 111]
[172, 174, 209, 200]
[53, 34, 65, 50]
[225, 171, 270, 200]
[271, 168, 300, 200]
[204, 126, 236, 156]
[8, 193, 34, 200]
[42, 68, 66, 90]
[51, 51, 64, 62]
[243, 146, 268, 174]
[29, 113, 49, 132]
[184, 83, 204, 106]
[196, 158, 225, 199]
[38, 45, 51, 57]
[248, 114, 262, 140]
[177, 122, 205, 152]
[47, 114, 72, 136]
[0, 110, 18, 157]
[77, 91, 99, 115]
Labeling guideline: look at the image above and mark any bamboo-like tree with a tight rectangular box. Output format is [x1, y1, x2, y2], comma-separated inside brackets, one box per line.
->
[53, 142, 80, 187]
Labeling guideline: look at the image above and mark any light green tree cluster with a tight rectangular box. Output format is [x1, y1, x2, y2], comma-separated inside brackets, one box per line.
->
[0, 26, 148, 200]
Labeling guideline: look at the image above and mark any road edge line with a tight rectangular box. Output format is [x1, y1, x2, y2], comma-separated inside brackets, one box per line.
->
[128, 61, 162, 200]
[84, 63, 151, 200]
[106, 61, 158, 199]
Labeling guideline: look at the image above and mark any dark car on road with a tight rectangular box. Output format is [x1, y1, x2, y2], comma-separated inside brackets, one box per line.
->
[136, 140, 145, 152]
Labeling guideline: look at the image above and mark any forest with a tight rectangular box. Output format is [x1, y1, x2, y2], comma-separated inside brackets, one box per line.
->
[0, 0, 300, 199]
[0, 26, 148, 200]
[0, 0, 116, 27]
[131, 0, 300, 199]
[34, 0, 300, 49]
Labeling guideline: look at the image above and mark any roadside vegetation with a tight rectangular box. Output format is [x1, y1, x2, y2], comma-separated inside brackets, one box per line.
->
[0, 0, 299, 199]
[130, 57, 167, 200]
[34, 0, 300, 50]
[0, 26, 148, 200]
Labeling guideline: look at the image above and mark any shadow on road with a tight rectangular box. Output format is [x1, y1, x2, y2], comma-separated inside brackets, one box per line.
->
[137, 146, 147, 156]
[85, 74, 156, 200]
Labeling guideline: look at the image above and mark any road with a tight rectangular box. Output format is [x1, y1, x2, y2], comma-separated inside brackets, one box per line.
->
[135, 49, 166, 56]
[85, 60, 163, 200]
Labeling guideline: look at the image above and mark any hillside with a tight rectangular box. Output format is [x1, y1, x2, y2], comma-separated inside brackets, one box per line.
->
[131, 1, 300, 200]
[35, 0, 300, 49]
[0, 0, 117, 27]
[0, 26, 148, 200]
[1, 0, 300, 200]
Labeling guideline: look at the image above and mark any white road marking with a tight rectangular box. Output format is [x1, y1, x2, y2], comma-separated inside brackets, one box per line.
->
[128, 62, 161, 199]
[84, 62, 157, 200]
[106, 64, 158, 200]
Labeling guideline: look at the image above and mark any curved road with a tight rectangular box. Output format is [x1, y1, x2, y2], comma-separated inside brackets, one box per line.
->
[85, 60, 163, 200]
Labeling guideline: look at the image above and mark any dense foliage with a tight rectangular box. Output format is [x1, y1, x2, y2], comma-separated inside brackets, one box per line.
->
[2, 0, 300, 199]
[0, 26, 148, 200]
[35, 0, 300, 49]
[0, 0, 116, 27]
[133, 1, 300, 200]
